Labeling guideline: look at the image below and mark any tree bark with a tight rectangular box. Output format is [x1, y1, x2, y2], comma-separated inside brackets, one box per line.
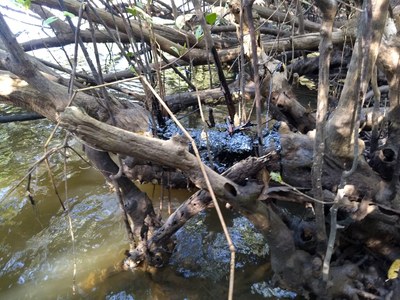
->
[143, 154, 279, 266]
[85, 148, 160, 246]
[325, 0, 390, 164]
[57, 106, 303, 279]
[313, 0, 337, 254]
[3, 1, 400, 297]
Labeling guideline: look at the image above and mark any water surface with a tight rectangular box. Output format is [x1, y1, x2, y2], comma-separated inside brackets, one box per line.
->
[0, 105, 297, 299]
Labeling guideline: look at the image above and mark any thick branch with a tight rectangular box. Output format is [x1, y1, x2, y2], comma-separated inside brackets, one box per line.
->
[58, 106, 260, 204]
[148, 154, 278, 250]
[0, 13, 70, 111]
[59, 106, 296, 273]
[31, 0, 208, 62]
[212, 0, 325, 32]
[325, 0, 390, 163]
[30, 0, 352, 65]
[85, 148, 159, 244]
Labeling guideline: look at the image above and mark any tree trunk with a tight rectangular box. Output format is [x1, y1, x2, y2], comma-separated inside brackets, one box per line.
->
[325, 0, 390, 164]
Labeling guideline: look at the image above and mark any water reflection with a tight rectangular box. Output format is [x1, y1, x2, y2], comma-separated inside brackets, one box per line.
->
[0, 113, 294, 300]
[0, 115, 199, 299]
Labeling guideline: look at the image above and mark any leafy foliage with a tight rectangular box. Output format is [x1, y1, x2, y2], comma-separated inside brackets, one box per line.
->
[270, 171, 282, 183]
[205, 12, 217, 25]
[43, 11, 75, 26]
[126, 6, 152, 23]
[13, 0, 31, 9]
[194, 26, 203, 41]
[43, 16, 58, 26]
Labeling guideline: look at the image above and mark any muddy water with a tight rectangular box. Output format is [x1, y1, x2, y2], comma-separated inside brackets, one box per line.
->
[0, 113, 193, 298]
[0, 109, 295, 299]
[2, 87, 318, 299]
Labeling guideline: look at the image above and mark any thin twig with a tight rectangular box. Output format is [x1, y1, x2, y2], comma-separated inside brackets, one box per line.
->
[313, 0, 337, 257]
[0, 146, 63, 204]
[243, 0, 262, 147]
[159, 174, 164, 218]
[74, 76, 141, 92]
[196, 87, 215, 169]
[43, 116, 67, 210]
[193, 0, 236, 122]
[279, 181, 335, 205]
[239, 5, 247, 124]
[323, 0, 372, 281]
[44, 157, 66, 211]
[142, 76, 236, 300]
[369, 65, 381, 154]
[167, 171, 172, 215]
[62, 140, 77, 295]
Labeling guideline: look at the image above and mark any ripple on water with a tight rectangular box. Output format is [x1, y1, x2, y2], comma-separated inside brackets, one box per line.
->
[170, 212, 269, 281]
[0, 188, 125, 297]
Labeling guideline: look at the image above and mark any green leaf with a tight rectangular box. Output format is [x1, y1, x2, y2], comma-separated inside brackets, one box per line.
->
[205, 12, 217, 25]
[170, 46, 180, 55]
[14, 0, 31, 9]
[126, 7, 138, 17]
[43, 16, 59, 26]
[129, 66, 137, 75]
[194, 25, 203, 41]
[127, 6, 152, 23]
[270, 171, 282, 183]
[63, 11, 75, 18]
